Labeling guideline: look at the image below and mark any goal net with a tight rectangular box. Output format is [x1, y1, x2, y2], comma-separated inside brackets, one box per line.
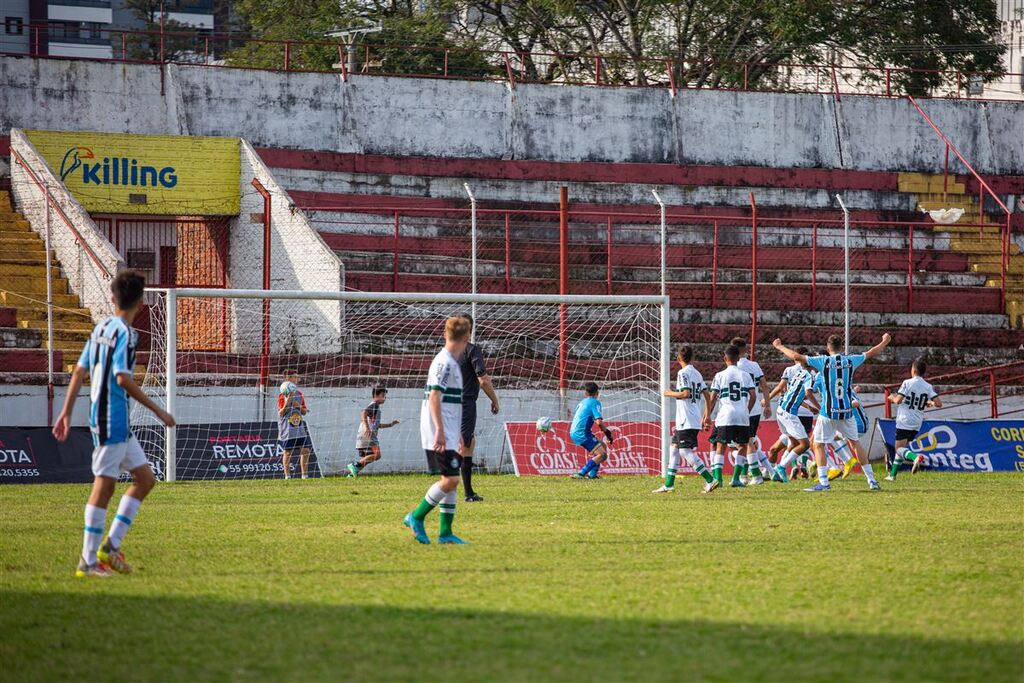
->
[135, 289, 668, 480]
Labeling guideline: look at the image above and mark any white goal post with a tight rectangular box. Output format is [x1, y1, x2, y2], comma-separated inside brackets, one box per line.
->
[140, 288, 670, 481]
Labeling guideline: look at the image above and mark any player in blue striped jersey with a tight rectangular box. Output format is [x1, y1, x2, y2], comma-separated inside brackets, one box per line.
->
[767, 357, 819, 482]
[772, 333, 891, 491]
[53, 271, 176, 577]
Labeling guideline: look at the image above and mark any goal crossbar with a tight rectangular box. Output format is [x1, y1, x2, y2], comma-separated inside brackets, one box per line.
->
[155, 288, 671, 481]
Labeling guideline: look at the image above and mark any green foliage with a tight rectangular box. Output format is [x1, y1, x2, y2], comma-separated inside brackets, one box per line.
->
[1, 474, 1022, 681]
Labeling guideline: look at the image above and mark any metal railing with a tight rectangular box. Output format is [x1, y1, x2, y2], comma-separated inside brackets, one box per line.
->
[882, 361, 1024, 418]
[6, 23, 1022, 102]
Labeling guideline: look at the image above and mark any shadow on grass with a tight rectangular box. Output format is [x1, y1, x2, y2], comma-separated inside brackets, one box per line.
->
[1, 590, 1021, 682]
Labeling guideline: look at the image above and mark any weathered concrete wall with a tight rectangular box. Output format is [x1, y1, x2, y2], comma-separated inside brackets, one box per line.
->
[1, 55, 1021, 174]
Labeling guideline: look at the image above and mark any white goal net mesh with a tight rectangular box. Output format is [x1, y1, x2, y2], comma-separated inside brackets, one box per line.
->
[134, 291, 666, 479]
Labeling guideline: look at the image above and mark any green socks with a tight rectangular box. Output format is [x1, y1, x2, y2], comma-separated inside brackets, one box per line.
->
[438, 503, 456, 537]
[665, 469, 677, 488]
[412, 497, 436, 521]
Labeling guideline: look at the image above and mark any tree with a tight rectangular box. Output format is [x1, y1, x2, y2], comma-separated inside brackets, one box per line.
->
[123, 0, 198, 62]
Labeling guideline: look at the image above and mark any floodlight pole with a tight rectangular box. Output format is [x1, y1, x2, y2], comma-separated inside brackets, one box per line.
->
[651, 189, 666, 297]
[836, 194, 850, 353]
[464, 182, 478, 341]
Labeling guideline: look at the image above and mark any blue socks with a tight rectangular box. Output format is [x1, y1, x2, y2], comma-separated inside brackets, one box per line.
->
[578, 459, 599, 477]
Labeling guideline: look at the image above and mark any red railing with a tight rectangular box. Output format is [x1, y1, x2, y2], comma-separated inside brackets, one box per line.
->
[301, 204, 1009, 316]
[8, 23, 1023, 102]
[882, 361, 1024, 419]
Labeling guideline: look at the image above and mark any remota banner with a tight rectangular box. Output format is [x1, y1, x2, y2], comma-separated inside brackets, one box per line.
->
[25, 130, 239, 215]
[505, 420, 783, 476]
[877, 418, 1024, 472]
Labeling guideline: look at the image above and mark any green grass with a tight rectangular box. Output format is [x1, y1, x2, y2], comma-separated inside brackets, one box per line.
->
[1, 473, 1022, 682]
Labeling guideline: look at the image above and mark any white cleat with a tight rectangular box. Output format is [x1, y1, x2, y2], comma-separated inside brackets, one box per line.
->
[884, 475, 896, 482]
[651, 485, 674, 493]
[747, 476, 765, 486]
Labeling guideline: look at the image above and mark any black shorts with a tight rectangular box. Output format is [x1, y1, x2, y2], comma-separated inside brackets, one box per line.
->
[461, 400, 477, 446]
[747, 416, 760, 440]
[712, 425, 749, 445]
[356, 446, 378, 458]
[672, 429, 699, 449]
[799, 416, 814, 433]
[895, 428, 920, 443]
[426, 449, 463, 477]
[279, 434, 312, 451]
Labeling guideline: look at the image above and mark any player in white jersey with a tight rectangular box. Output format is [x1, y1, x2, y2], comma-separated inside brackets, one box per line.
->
[731, 338, 776, 482]
[885, 358, 941, 481]
[703, 345, 757, 488]
[404, 316, 471, 545]
[655, 345, 718, 493]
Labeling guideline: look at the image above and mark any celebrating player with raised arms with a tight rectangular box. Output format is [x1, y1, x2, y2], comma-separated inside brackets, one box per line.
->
[886, 358, 942, 481]
[655, 345, 717, 493]
[404, 316, 472, 545]
[53, 271, 176, 578]
[773, 333, 892, 491]
[570, 382, 613, 480]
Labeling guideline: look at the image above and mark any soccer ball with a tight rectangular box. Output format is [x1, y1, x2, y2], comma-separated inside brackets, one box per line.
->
[536, 417, 552, 433]
[280, 381, 297, 395]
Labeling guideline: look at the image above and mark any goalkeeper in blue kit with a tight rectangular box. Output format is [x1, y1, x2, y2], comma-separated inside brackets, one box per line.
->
[570, 382, 614, 479]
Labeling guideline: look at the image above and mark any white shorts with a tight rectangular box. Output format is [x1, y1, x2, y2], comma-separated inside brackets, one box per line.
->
[92, 435, 150, 478]
[777, 411, 808, 441]
[813, 416, 859, 445]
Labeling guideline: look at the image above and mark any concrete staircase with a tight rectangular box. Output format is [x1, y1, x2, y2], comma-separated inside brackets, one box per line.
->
[0, 189, 95, 362]
[898, 173, 1023, 329]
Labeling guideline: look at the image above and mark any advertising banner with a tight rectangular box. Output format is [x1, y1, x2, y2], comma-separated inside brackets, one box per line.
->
[505, 420, 783, 476]
[25, 130, 240, 215]
[0, 427, 94, 483]
[877, 418, 1024, 472]
[137, 422, 323, 481]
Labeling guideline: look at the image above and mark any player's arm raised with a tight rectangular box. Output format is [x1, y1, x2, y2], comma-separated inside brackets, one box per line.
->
[772, 339, 807, 364]
[863, 332, 893, 360]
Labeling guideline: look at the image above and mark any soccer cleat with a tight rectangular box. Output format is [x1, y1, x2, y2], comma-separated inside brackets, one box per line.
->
[884, 475, 896, 482]
[587, 474, 602, 480]
[806, 461, 817, 477]
[911, 455, 925, 474]
[464, 493, 484, 502]
[570, 473, 587, 479]
[869, 481, 882, 491]
[842, 459, 856, 479]
[803, 482, 832, 492]
[403, 513, 430, 544]
[97, 540, 132, 574]
[729, 480, 746, 488]
[738, 475, 749, 486]
[774, 465, 789, 483]
[437, 534, 469, 545]
[827, 468, 842, 481]
[346, 463, 359, 478]
[651, 485, 674, 493]
[75, 558, 114, 578]
[702, 479, 721, 494]
[748, 476, 765, 486]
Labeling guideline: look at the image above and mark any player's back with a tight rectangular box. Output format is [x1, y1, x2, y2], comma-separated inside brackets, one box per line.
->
[806, 353, 865, 419]
[779, 367, 812, 415]
[896, 376, 936, 428]
[711, 366, 753, 426]
[675, 365, 705, 429]
[79, 316, 138, 445]
[782, 362, 815, 416]
[737, 357, 764, 414]
[571, 397, 601, 438]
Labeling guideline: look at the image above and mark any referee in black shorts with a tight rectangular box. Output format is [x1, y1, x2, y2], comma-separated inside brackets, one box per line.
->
[458, 314, 500, 502]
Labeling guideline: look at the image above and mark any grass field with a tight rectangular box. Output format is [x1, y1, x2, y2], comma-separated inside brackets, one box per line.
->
[1, 473, 1022, 682]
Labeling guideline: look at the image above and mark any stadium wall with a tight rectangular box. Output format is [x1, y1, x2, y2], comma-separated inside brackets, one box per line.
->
[1, 57, 1022, 175]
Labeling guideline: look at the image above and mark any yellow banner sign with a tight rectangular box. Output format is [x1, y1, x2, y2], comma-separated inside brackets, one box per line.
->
[25, 130, 239, 215]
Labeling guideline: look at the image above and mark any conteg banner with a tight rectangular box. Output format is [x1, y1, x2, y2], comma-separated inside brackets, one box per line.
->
[505, 420, 783, 476]
[137, 422, 323, 480]
[877, 419, 1024, 472]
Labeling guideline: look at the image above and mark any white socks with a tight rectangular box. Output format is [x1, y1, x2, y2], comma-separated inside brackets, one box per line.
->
[668, 447, 681, 473]
[862, 462, 877, 484]
[82, 504, 106, 565]
[818, 462, 830, 486]
[779, 450, 796, 467]
[107, 495, 142, 550]
[424, 482, 446, 508]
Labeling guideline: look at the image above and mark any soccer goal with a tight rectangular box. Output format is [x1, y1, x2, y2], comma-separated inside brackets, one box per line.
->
[135, 289, 671, 481]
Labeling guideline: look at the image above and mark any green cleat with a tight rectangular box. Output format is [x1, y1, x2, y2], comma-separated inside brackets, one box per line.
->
[347, 463, 359, 478]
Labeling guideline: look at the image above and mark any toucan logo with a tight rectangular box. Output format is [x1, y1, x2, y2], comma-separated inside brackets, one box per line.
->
[58, 146, 178, 188]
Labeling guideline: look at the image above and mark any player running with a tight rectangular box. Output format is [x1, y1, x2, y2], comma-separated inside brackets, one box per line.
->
[570, 382, 614, 480]
[703, 345, 757, 487]
[348, 386, 400, 477]
[404, 316, 471, 545]
[769, 355, 820, 483]
[772, 333, 892, 491]
[278, 370, 312, 479]
[53, 271, 176, 578]
[885, 358, 942, 481]
[655, 345, 717, 493]
[732, 338, 776, 482]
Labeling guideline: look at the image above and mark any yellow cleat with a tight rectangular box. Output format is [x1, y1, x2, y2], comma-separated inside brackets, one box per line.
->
[842, 459, 856, 479]
[97, 540, 133, 574]
[827, 468, 842, 481]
